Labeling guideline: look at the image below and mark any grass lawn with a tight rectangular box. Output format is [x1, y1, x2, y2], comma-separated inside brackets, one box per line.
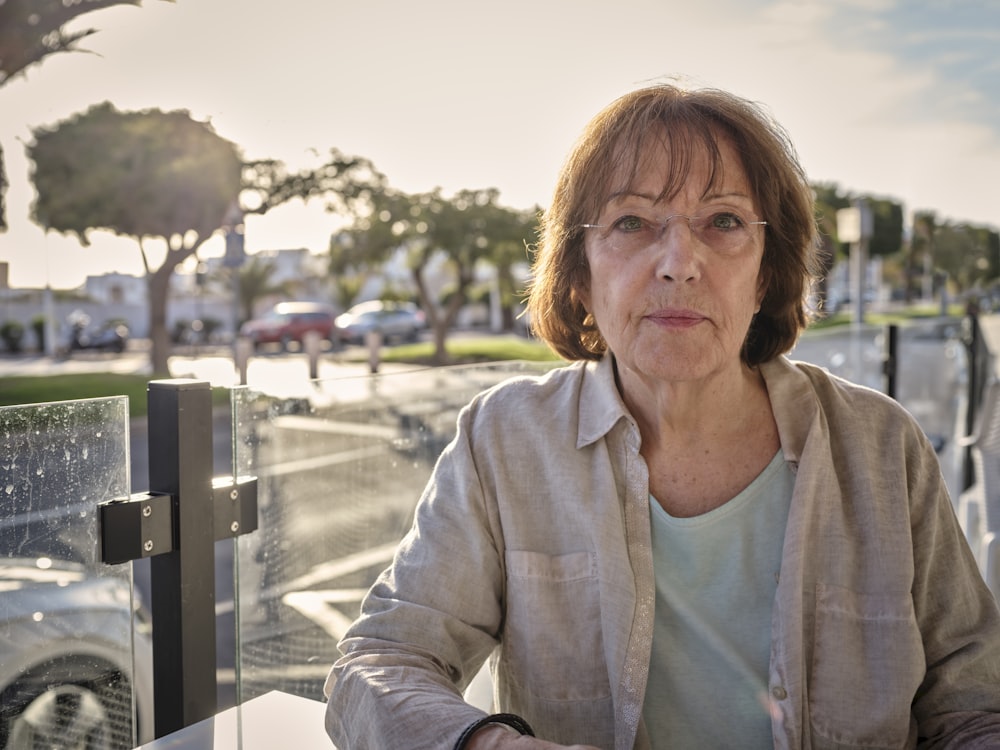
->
[0, 372, 230, 418]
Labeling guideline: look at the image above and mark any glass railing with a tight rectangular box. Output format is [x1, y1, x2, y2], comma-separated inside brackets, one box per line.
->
[0, 316, 979, 746]
[790, 320, 969, 496]
[228, 361, 561, 707]
[0, 396, 151, 748]
[227, 319, 971, 707]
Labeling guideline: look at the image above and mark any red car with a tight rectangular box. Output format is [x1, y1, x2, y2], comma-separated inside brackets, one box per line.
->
[240, 302, 336, 350]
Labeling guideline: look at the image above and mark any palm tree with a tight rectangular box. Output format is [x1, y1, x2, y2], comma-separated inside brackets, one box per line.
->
[235, 255, 292, 325]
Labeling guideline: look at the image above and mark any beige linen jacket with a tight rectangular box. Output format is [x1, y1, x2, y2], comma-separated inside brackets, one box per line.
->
[325, 355, 1000, 749]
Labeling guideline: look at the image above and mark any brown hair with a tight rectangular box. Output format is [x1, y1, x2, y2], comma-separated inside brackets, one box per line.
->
[526, 83, 820, 365]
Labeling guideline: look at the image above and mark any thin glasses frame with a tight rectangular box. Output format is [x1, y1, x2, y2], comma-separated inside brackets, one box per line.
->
[580, 211, 767, 255]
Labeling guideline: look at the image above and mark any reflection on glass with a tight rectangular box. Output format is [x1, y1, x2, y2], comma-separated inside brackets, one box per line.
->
[0, 397, 151, 748]
[231, 362, 560, 703]
[230, 325, 965, 706]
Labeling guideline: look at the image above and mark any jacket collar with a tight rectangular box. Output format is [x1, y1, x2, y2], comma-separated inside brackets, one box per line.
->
[575, 354, 821, 461]
[577, 356, 635, 449]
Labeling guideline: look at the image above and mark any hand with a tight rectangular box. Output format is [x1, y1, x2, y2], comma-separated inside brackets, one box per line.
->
[466, 724, 601, 749]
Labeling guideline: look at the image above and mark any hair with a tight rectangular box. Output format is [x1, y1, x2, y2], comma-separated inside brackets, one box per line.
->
[526, 82, 821, 365]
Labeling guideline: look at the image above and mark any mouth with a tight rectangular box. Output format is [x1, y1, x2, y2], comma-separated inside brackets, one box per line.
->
[645, 309, 706, 329]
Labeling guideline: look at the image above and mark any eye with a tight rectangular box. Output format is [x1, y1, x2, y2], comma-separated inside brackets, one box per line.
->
[612, 214, 645, 232]
[707, 211, 747, 231]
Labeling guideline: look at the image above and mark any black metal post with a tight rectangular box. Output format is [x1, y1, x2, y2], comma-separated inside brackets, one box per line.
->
[147, 379, 218, 737]
[963, 313, 982, 492]
[882, 324, 898, 400]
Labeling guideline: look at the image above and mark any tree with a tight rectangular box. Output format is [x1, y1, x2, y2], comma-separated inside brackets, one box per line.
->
[0, 0, 167, 229]
[28, 104, 382, 373]
[811, 182, 851, 314]
[334, 186, 537, 363]
[864, 196, 904, 258]
[480, 204, 539, 331]
[29, 102, 242, 374]
[235, 255, 291, 324]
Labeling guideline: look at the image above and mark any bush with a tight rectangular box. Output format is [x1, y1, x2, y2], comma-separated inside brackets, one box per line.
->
[31, 315, 48, 352]
[1, 320, 25, 353]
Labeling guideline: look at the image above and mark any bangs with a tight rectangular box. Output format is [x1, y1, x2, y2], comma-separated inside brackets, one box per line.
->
[598, 118, 734, 212]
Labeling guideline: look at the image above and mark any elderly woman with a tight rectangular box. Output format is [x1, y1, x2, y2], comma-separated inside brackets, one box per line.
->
[325, 84, 1000, 749]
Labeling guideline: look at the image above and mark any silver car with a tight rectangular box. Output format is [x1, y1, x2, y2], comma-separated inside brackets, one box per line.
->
[335, 300, 426, 345]
[0, 559, 154, 748]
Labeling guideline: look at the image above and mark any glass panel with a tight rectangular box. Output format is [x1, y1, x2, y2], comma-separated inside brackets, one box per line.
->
[230, 325, 967, 705]
[0, 397, 150, 748]
[230, 362, 559, 703]
[790, 320, 967, 496]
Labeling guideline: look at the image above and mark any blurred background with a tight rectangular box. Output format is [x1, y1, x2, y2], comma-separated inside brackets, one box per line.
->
[1, 0, 999, 373]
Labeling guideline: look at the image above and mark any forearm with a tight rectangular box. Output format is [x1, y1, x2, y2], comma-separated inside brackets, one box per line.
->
[326, 651, 485, 749]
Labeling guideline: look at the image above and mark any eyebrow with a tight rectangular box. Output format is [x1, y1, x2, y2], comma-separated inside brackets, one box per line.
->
[604, 189, 755, 206]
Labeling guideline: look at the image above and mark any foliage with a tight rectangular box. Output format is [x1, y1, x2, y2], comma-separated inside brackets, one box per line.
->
[30, 102, 241, 244]
[0, 320, 25, 352]
[332, 187, 539, 364]
[30, 314, 47, 351]
[866, 197, 904, 258]
[812, 184, 903, 258]
[917, 214, 1000, 290]
[242, 150, 385, 218]
[235, 255, 292, 323]
[28, 102, 242, 374]
[0, 0, 168, 229]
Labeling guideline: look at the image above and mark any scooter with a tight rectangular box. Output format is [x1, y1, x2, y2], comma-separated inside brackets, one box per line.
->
[64, 312, 129, 354]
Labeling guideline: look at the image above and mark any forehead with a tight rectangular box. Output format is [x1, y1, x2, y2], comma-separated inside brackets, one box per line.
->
[604, 125, 753, 204]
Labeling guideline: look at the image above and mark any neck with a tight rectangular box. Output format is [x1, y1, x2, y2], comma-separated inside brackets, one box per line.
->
[617, 360, 768, 447]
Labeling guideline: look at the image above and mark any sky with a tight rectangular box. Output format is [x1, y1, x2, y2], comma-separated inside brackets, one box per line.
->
[2, 0, 1000, 290]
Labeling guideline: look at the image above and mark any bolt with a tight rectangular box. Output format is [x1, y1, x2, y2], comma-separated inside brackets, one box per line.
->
[230, 521, 240, 534]
[143, 540, 154, 553]
[142, 505, 152, 517]
[230, 489, 239, 501]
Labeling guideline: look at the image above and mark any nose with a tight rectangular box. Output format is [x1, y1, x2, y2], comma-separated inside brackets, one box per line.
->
[653, 217, 700, 282]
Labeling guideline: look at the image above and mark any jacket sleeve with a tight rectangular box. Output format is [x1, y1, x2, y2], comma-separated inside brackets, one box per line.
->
[323, 402, 505, 750]
[909, 435, 1000, 746]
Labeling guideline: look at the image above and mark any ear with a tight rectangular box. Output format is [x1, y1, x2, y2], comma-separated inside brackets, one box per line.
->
[755, 267, 769, 313]
[572, 281, 591, 314]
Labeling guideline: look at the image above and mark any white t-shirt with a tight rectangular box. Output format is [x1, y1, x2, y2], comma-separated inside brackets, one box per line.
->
[643, 450, 794, 748]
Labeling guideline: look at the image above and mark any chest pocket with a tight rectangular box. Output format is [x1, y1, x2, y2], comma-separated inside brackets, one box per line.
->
[809, 583, 923, 748]
[502, 550, 611, 702]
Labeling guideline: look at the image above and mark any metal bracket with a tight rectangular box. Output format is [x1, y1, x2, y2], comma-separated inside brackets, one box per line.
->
[212, 475, 259, 540]
[99, 476, 258, 565]
[100, 492, 175, 565]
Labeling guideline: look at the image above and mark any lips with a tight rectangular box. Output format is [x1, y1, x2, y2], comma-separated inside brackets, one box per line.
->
[646, 308, 706, 327]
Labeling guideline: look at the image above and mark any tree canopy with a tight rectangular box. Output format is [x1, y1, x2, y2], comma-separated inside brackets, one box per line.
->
[0, 0, 166, 229]
[28, 101, 387, 372]
[331, 186, 538, 363]
[28, 102, 242, 373]
[30, 102, 242, 245]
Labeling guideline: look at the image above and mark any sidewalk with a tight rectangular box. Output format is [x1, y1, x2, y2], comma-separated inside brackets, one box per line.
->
[0, 343, 420, 388]
[977, 313, 1000, 377]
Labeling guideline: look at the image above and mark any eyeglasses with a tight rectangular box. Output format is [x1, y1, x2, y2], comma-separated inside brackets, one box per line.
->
[581, 208, 767, 255]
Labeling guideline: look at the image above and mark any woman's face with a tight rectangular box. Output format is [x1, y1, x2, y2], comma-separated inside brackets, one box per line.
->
[576, 135, 767, 388]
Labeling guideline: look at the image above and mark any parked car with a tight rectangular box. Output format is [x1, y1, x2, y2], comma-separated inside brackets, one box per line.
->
[63, 310, 129, 354]
[240, 302, 336, 350]
[0, 559, 154, 748]
[334, 301, 426, 345]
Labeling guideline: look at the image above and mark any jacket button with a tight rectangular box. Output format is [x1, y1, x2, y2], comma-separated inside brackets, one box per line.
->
[771, 686, 787, 700]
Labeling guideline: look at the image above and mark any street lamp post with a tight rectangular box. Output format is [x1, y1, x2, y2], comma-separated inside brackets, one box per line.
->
[222, 203, 247, 382]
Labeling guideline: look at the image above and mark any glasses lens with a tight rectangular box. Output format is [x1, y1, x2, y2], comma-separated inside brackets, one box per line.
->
[589, 208, 763, 255]
[688, 210, 759, 253]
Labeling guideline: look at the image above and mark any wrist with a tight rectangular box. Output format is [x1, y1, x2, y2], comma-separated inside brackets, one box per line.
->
[454, 713, 535, 750]
[464, 724, 520, 749]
